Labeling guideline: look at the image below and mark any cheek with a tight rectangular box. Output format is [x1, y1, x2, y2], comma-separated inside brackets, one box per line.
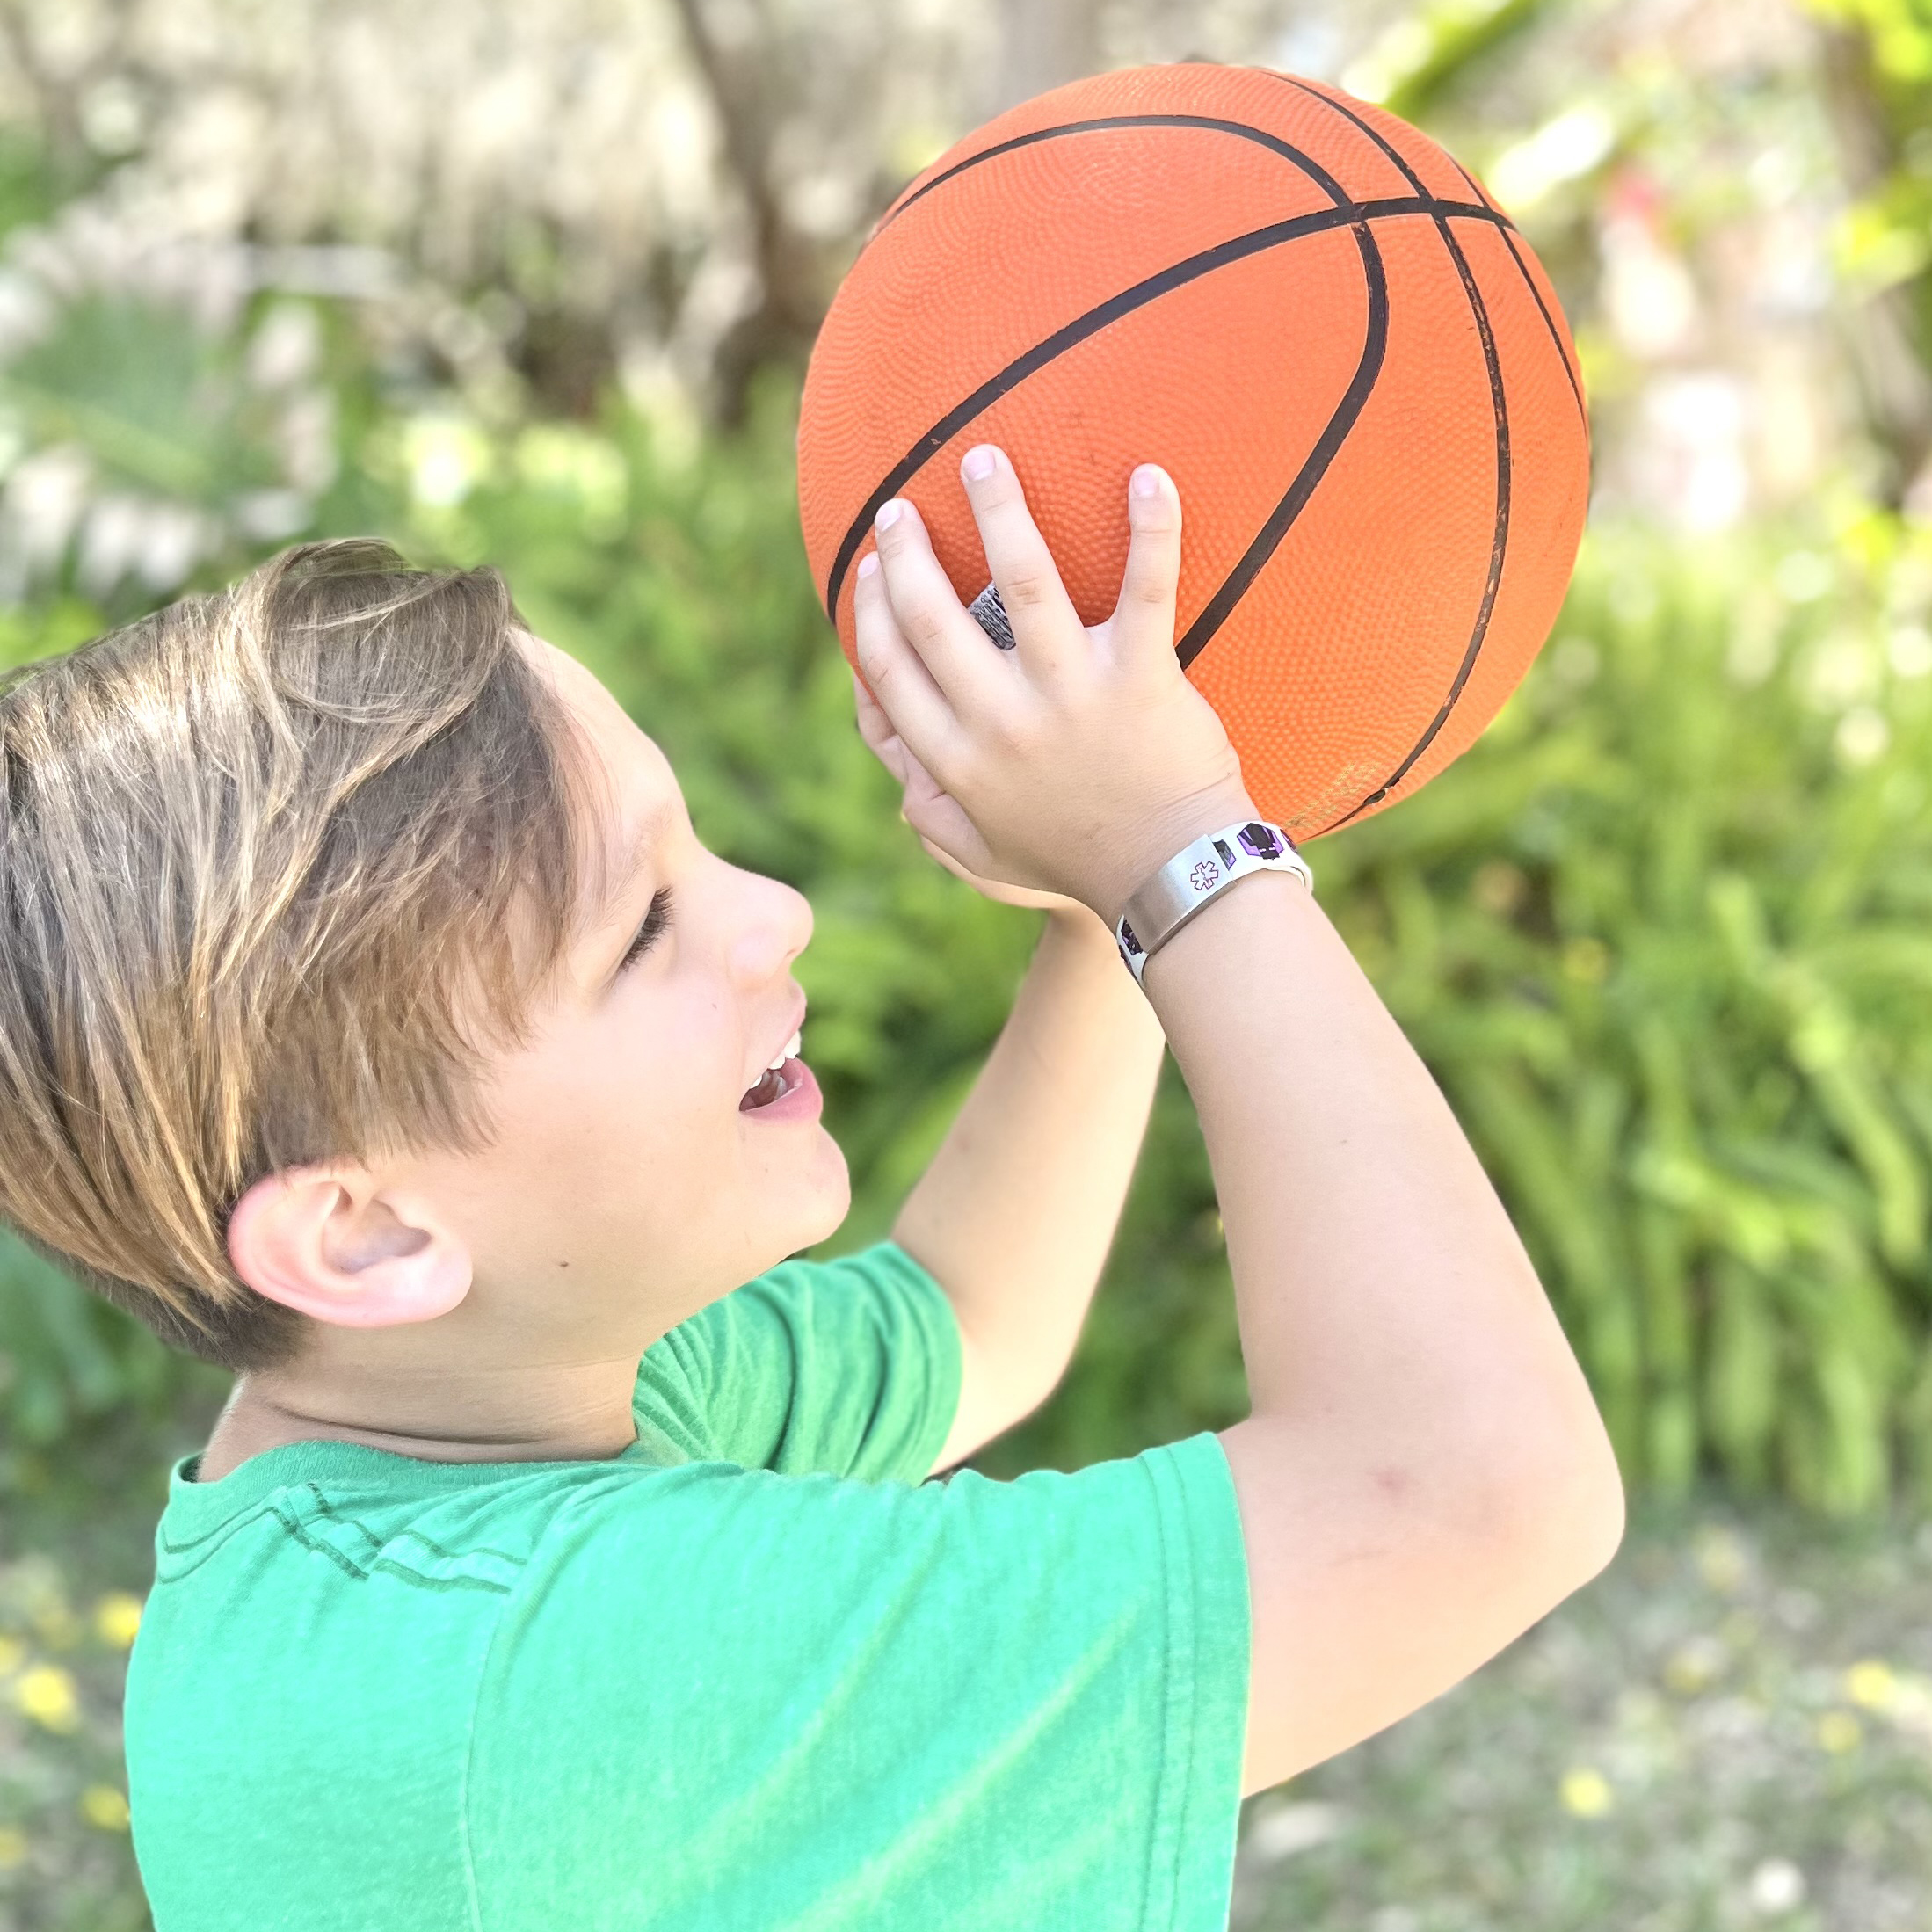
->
[449, 987, 752, 1272]
[544, 998, 736, 1175]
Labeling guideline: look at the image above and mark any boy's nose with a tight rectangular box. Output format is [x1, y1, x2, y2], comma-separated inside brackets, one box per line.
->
[730, 880, 812, 989]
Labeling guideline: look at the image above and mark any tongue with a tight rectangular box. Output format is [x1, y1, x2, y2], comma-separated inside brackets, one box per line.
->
[740, 1065, 787, 1112]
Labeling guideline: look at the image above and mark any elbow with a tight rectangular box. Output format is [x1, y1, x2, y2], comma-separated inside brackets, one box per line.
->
[1486, 1411, 1628, 1611]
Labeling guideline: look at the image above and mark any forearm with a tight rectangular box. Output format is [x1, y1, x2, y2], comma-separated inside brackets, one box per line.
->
[1147, 871, 1611, 1467]
[891, 908, 1165, 1398]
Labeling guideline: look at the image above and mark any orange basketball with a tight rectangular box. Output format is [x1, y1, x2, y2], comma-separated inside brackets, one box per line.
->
[798, 64, 1590, 839]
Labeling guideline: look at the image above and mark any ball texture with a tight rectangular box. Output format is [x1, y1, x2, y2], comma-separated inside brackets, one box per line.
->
[799, 64, 1590, 839]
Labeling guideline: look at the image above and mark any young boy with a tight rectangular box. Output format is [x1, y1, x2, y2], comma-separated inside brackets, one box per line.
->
[0, 450, 1621, 1929]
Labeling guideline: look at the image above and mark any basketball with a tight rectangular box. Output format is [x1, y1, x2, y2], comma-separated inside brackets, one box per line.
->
[797, 64, 1590, 839]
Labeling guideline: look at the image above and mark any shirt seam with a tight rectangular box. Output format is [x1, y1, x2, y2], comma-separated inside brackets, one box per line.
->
[304, 1491, 527, 1568]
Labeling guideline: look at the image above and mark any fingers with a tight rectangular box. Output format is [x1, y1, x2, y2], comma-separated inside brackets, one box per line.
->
[869, 496, 1009, 720]
[1107, 463, 1182, 663]
[847, 669, 1000, 880]
[899, 783, 999, 882]
[853, 549, 967, 783]
[958, 445, 1079, 675]
[851, 667, 912, 788]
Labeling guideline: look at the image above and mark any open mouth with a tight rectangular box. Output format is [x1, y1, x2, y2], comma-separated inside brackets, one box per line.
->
[740, 1025, 805, 1112]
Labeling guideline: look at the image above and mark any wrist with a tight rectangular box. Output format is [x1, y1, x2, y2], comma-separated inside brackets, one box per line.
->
[1111, 809, 1311, 990]
[1086, 781, 1262, 929]
[1043, 900, 1117, 949]
[1039, 897, 1170, 1038]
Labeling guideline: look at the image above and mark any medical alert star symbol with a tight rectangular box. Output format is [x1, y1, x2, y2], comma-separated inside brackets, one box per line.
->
[1189, 860, 1220, 892]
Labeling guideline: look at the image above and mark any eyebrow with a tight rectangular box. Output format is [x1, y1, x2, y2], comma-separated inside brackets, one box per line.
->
[588, 795, 679, 938]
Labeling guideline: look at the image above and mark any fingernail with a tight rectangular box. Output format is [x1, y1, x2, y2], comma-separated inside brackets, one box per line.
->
[962, 446, 997, 483]
[875, 499, 906, 532]
[857, 552, 880, 579]
[1130, 465, 1162, 499]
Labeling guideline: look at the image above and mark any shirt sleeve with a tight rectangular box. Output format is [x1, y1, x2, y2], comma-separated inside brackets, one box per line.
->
[630, 1240, 963, 1482]
[465, 1431, 1252, 1932]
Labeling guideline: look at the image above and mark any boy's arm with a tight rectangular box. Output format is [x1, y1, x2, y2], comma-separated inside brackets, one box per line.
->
[891, 903, 1166, 1474]
[858, 450, 1623, 1804]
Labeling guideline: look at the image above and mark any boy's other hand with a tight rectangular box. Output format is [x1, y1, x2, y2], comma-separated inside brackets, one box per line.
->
[850, 664, 1090, 918]
[852, 447, 1255, 928]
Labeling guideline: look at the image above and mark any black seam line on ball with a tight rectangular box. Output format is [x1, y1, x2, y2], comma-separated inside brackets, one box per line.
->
[830, 113, 1366, 621]
[1272, 76, 1514, 839]
[873, 113, 1365, 240]
[1174, 212, 1390, 672]
[1444, 152, 1588, 432]
[822, 192, 1511, 623]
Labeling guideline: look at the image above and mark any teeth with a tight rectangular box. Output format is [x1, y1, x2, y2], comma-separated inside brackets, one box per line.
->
[766, 1028, 802, 1071]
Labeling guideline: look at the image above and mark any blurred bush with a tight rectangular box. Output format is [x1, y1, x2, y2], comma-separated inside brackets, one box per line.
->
[1317, 518, 1932, 1516]
[3, 338, 1931, 1515]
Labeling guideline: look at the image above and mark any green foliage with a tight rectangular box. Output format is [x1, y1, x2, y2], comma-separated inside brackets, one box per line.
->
[4, 354, 1932, 1514]
[1353, 0, 1562, 122]
[1298, 520, 1932, 1514]
[1807, 0, 1932, 405]
[0, 1238, 222, 1470]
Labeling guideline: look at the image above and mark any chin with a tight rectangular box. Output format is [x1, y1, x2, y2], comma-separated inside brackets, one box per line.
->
[814, 1150, 853, 1231]
[790, 1144, 853, 1254]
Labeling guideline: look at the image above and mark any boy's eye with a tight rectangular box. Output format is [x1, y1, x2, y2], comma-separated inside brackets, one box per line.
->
[618, 886, 674, 973]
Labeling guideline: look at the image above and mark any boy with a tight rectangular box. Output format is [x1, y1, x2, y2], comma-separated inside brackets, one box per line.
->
[0, 450, 1622, 1928]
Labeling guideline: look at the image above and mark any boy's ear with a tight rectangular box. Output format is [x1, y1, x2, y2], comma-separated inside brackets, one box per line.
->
[225, 1166, 472, 1330]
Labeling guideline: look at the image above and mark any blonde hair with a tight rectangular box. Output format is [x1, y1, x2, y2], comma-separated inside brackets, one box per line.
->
[0, 539, 592, 1372]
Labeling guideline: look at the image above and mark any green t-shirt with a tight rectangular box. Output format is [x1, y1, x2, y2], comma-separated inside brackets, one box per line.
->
[124, 1241, 1251, 1930]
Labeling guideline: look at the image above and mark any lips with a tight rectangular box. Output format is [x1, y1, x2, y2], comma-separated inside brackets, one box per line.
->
[738, 1055, 822, 1122]
[734, 1012, 803, 1120]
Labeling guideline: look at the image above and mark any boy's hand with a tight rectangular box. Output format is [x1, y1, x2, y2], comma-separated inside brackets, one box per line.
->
[852, 446, 1256, 929]
[851, 665, 1090, 917]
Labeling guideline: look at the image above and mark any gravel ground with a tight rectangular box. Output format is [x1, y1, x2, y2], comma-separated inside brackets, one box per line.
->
[2, 1427, 1928, 1931]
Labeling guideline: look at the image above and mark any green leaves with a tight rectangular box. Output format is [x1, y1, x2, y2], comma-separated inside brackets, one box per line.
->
[1311, 521, 1932, 1514]
[2, 366, 1930, 1517]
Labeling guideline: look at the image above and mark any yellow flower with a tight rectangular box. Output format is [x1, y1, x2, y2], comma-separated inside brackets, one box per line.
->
[1817, 1710, 1863, 1754]
[0, 1826, 25, 1870]
[0, 1635, 23, 1676]
[13, 1663, 79, 1733]
[79, 1785, 129, 1833]
[1663, 1636, 1726, 1695]
[1560, 1767, 1615, 1818]
[1845, 1660, 1896, 1711]
[92, 1592, 143, 1650]
[1692, 1526, 1748, 1596]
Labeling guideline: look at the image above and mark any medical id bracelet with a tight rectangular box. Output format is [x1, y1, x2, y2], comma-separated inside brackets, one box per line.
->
[1114, 818, 1312, 988]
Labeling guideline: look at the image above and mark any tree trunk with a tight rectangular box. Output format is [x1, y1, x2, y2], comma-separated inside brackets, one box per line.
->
[1815, 21, 1932, 508]
[671, 0, 832, 425]
[990, 0, 1103, 118]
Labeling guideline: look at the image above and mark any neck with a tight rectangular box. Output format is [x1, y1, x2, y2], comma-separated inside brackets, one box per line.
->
[194, 1360, 644, 1483]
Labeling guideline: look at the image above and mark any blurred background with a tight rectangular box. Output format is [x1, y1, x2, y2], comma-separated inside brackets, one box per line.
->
[0, 0, 1929, 1925]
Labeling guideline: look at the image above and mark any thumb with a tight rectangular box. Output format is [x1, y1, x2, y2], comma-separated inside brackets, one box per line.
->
[1107, 463, 1182, 660]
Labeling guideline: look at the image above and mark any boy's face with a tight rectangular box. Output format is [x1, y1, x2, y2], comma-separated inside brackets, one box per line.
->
[398, 636, 850, 1354]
